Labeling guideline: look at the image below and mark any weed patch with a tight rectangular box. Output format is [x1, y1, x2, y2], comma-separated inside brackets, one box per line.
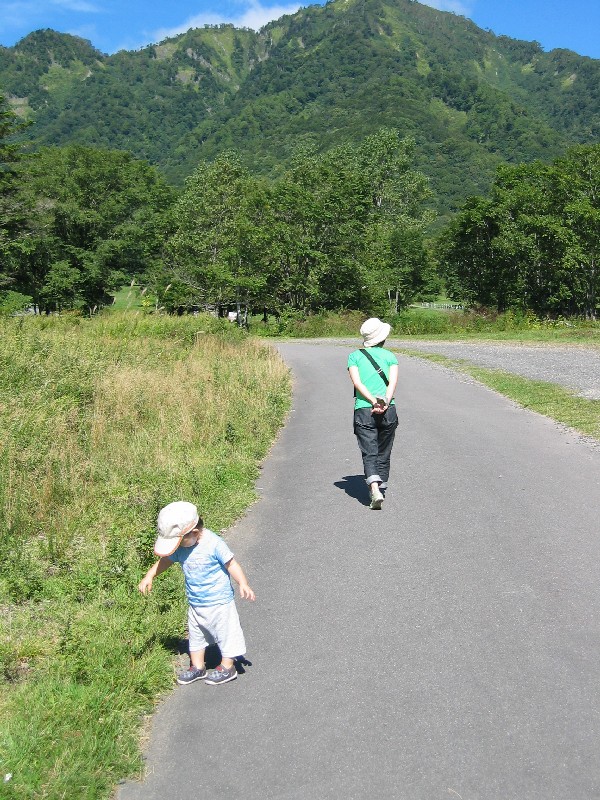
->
[0, 312, 290, 799]
[251, 308, 600, 344]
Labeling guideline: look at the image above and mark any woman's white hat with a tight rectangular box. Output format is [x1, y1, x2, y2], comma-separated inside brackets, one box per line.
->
[360, 317, 391, 348]
[154, 501, 199, 557]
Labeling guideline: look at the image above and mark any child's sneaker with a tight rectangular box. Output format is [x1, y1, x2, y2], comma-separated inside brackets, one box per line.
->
[370, 486, 384, 510]
[204, 665, 238, 686]
[176, 666, 206, 685]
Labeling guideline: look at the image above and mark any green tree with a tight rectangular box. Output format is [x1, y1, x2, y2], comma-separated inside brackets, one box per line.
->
[271, 130, 432, 314]
[15, 144, 175, 312]
[357, 130, 433, 312]
[0, 93, 31, 311]
[553, 145, 600, 319]
[161, 131, 432, 319]
[438, 146, 600, 318]
[164, 151, 275, 320]
[438, 195, 499, 309]
[385, 227, 438, 312]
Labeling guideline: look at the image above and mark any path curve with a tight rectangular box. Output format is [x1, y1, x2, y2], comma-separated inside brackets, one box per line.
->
[119, 341, 600, 800]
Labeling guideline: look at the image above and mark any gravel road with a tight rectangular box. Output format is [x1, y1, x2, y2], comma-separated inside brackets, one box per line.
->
[391, 340, 600, 399]
[309, 339, 600, 400]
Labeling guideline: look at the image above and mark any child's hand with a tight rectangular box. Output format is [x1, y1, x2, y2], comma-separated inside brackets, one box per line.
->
[239, 583, 256, 601]
[138, 575, 153, 595]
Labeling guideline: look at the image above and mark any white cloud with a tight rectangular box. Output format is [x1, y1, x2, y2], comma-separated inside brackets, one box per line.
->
[151, 0, 302, 43]
[419, 0, 473, 16]
[235, 1, 303, 29]
[65, 23, 100, 43]
[0, 0, 100, 36]
[51, 0, 101, 11]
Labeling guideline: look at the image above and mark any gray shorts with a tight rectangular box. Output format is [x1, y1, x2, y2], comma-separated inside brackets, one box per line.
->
[187, 600, 246, 658]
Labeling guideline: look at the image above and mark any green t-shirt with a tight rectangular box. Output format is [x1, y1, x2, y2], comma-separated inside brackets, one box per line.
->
[347, 347, 398, 410]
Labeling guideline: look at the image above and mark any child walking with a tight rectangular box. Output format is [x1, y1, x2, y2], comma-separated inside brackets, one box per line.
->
[138, 500, 255, 686]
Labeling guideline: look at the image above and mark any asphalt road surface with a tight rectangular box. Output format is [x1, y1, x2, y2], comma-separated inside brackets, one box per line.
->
[118, 341, 600, 800]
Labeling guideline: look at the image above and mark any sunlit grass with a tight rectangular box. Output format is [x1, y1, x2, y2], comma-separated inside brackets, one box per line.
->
[109, 284, 144, 311]
[251, 307, 600, 344]
[0, 312, 290, 799]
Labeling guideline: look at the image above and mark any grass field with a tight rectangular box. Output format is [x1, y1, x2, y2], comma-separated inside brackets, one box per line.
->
[109, 284, 145, 311]
[0, 312, 290, 800]
[251, 307, 600, 345]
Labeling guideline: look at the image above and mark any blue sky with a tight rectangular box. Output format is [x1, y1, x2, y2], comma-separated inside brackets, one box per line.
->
[1, 0, 599, 59]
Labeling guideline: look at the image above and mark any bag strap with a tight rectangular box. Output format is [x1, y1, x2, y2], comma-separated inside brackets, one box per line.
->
[360, 349, 389, 386]
[353, 348, 389, 398]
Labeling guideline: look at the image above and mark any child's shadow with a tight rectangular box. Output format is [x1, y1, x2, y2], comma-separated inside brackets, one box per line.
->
[206, 645, 253, 675]
[163, 637, 252, 674]
[334, 474, 370, 507]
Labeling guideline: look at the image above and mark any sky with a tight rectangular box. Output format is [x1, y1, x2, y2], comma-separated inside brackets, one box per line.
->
[0, 0, 599, 60]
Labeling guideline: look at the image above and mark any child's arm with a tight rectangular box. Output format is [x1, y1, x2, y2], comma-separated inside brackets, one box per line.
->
[225, 558, 256, 601]
[138, 557, 173, 595]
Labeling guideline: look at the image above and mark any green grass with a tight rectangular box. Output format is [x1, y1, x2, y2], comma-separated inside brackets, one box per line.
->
[109, 284, 145, 311]
[391, 307, 600, 343]
[0, 312, 290, 799]
[397, 350, 600, 441]
[250, 309, 365, 338]
[250, 307, 600, 345]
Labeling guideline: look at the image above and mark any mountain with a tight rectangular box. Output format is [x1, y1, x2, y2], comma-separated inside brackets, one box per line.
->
[1, 0, 599, 222]
[0, 26, 263, 167]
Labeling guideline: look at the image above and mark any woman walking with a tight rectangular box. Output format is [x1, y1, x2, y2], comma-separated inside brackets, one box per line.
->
[347, 318, 399, 509]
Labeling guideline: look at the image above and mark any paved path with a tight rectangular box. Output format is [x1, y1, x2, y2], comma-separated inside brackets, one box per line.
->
[119, 341, 600, 800]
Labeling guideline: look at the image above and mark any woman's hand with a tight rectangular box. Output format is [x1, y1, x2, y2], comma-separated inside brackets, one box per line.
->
[371, 399, 388, 414]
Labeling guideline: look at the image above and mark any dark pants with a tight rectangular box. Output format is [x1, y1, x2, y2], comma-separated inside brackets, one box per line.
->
[353, 405, 399, 486]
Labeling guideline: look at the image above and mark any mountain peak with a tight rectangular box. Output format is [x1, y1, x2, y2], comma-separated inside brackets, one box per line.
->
[1, 3, 598, 221]
[13, 29, 103, 59]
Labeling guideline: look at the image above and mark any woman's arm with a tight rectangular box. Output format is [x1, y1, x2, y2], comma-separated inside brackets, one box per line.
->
[385, 363, 399, 406]
[348, 365, 379, 407]
[349, 364, 394, 413]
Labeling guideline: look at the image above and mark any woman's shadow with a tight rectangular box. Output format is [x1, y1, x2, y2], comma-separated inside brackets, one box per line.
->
[334, 474, 370, 507]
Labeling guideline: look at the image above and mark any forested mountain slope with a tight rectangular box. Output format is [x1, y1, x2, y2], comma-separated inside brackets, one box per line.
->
[0, 26, 264, 167]
[1, 0, 598, 221]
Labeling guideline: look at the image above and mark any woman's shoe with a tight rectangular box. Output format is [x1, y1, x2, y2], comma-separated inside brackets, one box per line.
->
[370, 487, 384, 510]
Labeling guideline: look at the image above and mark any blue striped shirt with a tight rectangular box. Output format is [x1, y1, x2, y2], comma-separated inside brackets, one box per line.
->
[168, 529, 234, 607]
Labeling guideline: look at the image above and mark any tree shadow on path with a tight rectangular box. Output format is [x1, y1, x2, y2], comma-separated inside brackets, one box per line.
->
[334, 474, 370, 507]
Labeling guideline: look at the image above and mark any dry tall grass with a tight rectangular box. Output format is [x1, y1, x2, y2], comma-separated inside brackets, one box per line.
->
[0, 312, 290, 800]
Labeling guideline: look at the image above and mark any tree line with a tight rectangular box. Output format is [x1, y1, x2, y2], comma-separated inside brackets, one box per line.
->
[0, 94, 436, 317]
[1, 93, 598, 319]
[438, 145, 600, 319]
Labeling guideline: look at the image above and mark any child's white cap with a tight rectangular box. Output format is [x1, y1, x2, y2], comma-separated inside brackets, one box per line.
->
[155, 501, 199, 557]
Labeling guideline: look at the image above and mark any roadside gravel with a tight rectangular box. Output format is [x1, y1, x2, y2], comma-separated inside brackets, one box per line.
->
[307, 338, 600, 400]
[388, 340, 600, 400]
